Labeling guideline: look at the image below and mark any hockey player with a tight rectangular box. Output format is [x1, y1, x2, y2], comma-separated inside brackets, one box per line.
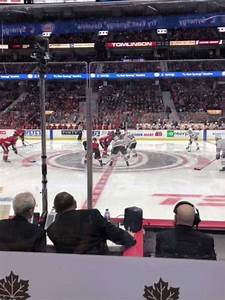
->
[0, 135, 18, 162]
[83, 138, 103, 167]
[14, 128, 26, 146]
[115, 128, 121, 136]
[124, 133, 137, 158]
[186, 127, 200, 152]
[99, 131, 114, 157]
[77, 123, 83, 141]
[109, 134, 129, 167]
[216, 136, 225, 171]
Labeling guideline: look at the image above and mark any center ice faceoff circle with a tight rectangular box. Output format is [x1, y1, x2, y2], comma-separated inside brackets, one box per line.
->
[48, 150, 186, 172]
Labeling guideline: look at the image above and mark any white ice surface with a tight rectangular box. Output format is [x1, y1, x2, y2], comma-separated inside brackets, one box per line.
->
[0, 140, 224, 222]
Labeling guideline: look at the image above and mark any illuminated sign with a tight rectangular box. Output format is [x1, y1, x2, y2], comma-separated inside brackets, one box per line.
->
[197, 40, 222, 45]
[106, 42, 157, 48]
[0, 0, 23, 3]
[170, 40, 196, 46]
[0, 45, 8, 49]
[207, 109, 223, 115]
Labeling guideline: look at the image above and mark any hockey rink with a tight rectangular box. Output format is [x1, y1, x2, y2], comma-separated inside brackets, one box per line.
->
[0, 139, 225, 224]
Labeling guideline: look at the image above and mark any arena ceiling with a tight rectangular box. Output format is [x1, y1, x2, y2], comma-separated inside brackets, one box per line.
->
[0, 0, 225, 23]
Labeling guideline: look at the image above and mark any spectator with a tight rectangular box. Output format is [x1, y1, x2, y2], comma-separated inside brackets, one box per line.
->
[47, 192, 136, 254]
[0, 192, 46, 252]
[165, 105, 172, 119]
[155, 201, 216, 260]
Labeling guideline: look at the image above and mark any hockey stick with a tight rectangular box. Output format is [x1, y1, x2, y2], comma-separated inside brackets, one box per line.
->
[24, 141, 33, 147]
[17, 153, 37, 163]
[103, 159, 112, 166]
[194, 158, 216, 171]
[22, 140, 41, 147]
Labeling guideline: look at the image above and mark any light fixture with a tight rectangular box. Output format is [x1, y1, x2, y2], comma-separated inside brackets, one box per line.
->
[157, 29, 167, 34]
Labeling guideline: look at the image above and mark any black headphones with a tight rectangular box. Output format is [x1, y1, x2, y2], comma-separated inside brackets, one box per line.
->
[173, 201, 201, 227]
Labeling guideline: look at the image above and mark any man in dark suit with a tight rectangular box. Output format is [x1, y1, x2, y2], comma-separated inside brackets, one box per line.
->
[0, 192, 46, 252]
[155, 201, 216, 260]
[47, 192, 136, 254]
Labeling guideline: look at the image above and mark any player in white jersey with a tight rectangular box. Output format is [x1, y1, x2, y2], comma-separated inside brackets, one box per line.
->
[216, 136, 225, 171]
[109, 134, 129, 167]
[124, 133, 137, 158]
[186, 128, 200, 152]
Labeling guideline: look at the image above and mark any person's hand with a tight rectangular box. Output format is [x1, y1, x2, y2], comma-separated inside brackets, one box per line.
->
[127, 231, 135, 238]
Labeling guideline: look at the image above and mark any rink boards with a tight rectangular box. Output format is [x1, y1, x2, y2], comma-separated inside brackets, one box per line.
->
[1, 128, 225, 141]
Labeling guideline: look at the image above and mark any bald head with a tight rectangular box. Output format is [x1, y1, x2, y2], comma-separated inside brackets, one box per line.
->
[175, 204, 195, 226]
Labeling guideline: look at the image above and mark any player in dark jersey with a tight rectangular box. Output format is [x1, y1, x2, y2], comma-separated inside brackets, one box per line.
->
[0, 135, 18, 162]
[14, 128, 26, 146]
[83, 138, 103, 167]
[99, 132, 114, 157]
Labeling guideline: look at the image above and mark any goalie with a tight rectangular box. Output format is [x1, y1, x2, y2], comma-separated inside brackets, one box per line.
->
[216, 136, 225, 171]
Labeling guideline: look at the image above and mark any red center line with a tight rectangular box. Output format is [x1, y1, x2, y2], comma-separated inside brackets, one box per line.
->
[190, 153, 214, 170]
[198, 203, 225, 207]
[203, 199, 225, 202]
[206, 195, 225, 198]
[153, 193, 202, 197]
[82, 160, 116, 209]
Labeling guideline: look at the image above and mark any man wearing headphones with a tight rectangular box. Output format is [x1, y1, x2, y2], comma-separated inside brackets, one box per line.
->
[155, 201, 216, 260]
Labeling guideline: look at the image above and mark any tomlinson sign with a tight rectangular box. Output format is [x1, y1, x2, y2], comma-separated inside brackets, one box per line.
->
[106, 41, 157, 48]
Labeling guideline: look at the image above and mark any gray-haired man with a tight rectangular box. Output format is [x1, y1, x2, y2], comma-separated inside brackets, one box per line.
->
[0, 192, 46, 252]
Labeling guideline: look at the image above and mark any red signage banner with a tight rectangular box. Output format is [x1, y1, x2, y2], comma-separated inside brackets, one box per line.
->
[196, 40, 222, 45]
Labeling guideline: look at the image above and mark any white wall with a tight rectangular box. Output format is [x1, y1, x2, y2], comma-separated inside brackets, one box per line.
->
[0, 252, 224, 300]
